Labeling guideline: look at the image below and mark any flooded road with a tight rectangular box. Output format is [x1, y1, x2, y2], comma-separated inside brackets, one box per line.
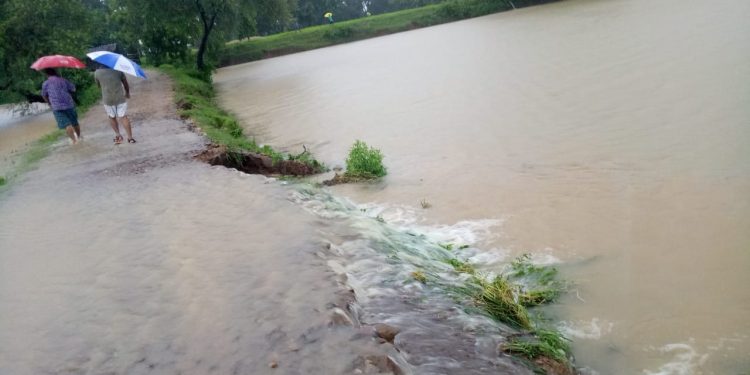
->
[0, 73, 538, 374]
[215, 0, 750, 373]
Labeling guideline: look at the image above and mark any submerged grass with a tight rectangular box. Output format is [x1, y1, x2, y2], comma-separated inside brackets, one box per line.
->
[159, 64, 324, 171]
[508, 254, 565, 306]
[411, 270, 428, 283]
[440, 251, 572, 370]
[446, 257, 476, 275]
[475, 275, 532, 329]
[503, 328, 572, 363]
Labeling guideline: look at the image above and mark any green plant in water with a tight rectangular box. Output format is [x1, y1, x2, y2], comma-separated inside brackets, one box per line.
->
[411, 270, 427, 283]
[458, 244, 470, 250]
[474, 276, 531, 329]
[509, 254, 565, 306]
[503, 328, 571, 363]
[519, 288, 560, 307]
[446, 258, 475, 275]
[0, 176, 5, 186]
[439, 243, 454, 251]
[344, 140, 387, 179]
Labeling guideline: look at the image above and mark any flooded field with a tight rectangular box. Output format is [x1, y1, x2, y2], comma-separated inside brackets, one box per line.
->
[215, 0, 750, 373]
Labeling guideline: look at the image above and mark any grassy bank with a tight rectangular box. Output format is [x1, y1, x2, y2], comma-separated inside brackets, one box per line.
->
[220, 0, 556, 67]
[158, 65, 323, 171]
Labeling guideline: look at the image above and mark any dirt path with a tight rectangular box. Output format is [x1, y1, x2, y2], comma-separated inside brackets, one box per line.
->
[0, 72, 400, 375]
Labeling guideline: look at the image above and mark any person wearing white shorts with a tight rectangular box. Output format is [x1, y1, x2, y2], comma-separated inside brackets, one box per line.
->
[104, 102, 128, 119]
[95, 65, 135, 144]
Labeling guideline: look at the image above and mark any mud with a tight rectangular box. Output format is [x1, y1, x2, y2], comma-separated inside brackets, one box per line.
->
[195, 144, 318, 176]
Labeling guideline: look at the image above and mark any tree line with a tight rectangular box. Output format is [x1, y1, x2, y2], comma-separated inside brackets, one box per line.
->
[0, 0, 460, 104]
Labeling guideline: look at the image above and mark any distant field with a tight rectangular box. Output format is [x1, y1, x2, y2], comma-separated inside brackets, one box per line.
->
[219, 0, 557, 67]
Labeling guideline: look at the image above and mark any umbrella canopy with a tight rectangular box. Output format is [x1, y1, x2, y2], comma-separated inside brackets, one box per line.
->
[86, 51, 147, 79]
[324, 12, 333, 18]
[30, 55, 86, 70]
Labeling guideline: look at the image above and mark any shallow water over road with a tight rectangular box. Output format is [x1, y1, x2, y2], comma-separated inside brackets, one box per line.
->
[0, 73, 539, 374]
[215, 0, 750, 373]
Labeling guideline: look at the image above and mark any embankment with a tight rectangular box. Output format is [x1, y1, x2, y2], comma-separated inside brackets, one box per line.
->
[220, 0, 559, 67]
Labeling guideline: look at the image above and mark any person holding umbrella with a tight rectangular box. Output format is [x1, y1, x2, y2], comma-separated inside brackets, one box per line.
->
[32, 55, 87, 145]
[94, 63, 134, 144]
[88, 51, 147, 145]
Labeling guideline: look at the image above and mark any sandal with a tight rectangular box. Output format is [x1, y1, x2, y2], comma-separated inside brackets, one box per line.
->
[127, 138, 137, 144]
[114, 135, 123, 145]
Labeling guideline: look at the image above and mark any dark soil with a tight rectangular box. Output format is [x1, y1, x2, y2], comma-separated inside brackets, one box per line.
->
[196, 144, 317, 176]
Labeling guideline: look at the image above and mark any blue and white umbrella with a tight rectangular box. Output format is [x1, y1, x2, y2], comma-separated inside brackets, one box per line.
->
[86, 51, 147, 79]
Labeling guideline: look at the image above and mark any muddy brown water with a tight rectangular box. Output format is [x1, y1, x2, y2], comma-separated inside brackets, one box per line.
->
[215, 0, 750, 373]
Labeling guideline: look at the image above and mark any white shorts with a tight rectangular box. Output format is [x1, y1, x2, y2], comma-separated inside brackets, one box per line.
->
[104, 103, 128, 118]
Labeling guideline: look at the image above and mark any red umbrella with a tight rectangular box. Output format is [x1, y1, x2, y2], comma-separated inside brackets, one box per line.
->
[30, 55, 86, 70]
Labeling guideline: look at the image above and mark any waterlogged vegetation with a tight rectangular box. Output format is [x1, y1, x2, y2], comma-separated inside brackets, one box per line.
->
[438, 251, 572, 371]
[293, 186, 575, 373]
[160, 64, 324, 172]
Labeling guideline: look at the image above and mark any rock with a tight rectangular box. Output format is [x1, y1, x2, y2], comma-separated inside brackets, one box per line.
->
[374, 324, 400, 344]
[350, 355, 406, 375]
[268, 361, 278, 369]
[330, 307, 354, 326]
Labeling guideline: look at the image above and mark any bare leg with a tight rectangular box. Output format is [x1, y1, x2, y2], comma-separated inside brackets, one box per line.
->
[65, 125, 77, 144]
[109, 117, 122, 136]
[121, 115, 134, 141]
[73, 125, 81, 138]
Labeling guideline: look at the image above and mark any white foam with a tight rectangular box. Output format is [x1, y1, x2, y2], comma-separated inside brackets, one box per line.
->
[558, 318, 613, 340]
[643, 342, 709, 375]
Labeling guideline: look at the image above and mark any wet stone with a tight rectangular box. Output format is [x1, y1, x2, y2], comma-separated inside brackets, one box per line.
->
[374, 324, 400, 344]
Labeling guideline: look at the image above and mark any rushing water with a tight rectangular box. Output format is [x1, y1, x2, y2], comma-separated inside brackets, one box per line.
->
[215, 0, 750, 373]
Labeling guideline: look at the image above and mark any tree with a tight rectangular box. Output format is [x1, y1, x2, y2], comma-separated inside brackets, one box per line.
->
[294, 0, 339, 28]
[108, 0, 197, 66]
[254, 0, 296, 35]
[195, 0, 233, 70]
[0, 0, 98, 103]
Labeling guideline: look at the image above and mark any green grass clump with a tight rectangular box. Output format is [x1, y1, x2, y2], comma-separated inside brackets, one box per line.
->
[344, 140, 386, 179]
[508, 254, 565, 306]
[0, 176, 6, 186]
[503, 328, 571, 363]
[474, 276, 531, 329]
[446, 258, 476, 275]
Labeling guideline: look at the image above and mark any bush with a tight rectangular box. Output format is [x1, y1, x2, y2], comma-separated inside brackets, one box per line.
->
[345, 140, 387, 179]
